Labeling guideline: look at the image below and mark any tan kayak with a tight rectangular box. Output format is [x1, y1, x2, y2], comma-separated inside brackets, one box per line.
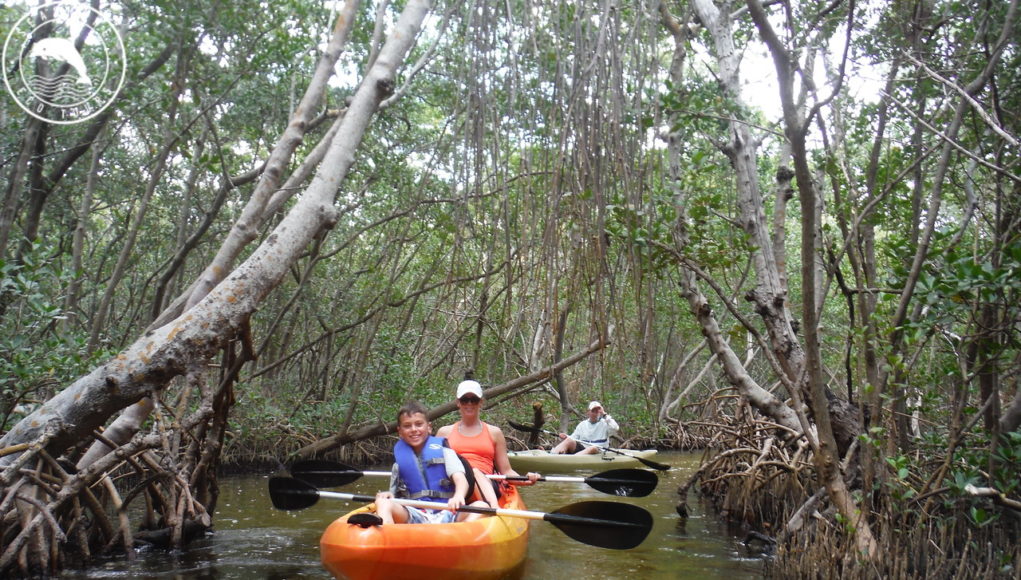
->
[507, 449, 660, 473]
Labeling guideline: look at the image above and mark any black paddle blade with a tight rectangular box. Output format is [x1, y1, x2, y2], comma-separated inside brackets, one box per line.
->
[630, 454, 671, 471]
[290, 459, 363, 488]
[585, 469, 658, 498]
[268, 476, 320, 510]
[546, 501, 654, 550]
[603, 447, 671, 471]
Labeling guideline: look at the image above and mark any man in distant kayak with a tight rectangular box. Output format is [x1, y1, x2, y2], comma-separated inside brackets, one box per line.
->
[550, 401, 620, 455]
[374, 401, 490, 524]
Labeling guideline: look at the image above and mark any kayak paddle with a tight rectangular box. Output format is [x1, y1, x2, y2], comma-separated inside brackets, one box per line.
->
[290, 459, 658, 497]
[507, 420, 671, 471]
[267, 476, 653, 550]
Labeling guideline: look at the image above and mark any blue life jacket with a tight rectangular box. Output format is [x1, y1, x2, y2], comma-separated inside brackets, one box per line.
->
[394, 436, 454, 503]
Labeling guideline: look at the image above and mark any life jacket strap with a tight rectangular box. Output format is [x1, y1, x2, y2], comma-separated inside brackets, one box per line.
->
[408, 488, 454, 500]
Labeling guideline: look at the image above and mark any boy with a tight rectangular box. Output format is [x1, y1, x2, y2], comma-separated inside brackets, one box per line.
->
[374, 401, 490, 524]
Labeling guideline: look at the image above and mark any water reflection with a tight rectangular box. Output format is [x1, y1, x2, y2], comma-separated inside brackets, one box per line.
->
[60, 451, 763, 579]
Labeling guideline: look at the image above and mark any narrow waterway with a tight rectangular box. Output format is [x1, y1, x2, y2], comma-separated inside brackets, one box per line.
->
[61, 451, 765, 579]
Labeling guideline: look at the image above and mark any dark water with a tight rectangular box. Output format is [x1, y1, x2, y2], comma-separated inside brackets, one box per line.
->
[61, 451, 764, 579]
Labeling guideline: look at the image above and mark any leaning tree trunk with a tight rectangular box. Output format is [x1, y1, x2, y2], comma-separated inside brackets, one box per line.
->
[74, 0, 362, 478]
[0, 2, 433, 576]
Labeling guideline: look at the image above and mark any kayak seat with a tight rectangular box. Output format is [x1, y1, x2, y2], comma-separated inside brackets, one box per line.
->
[348, 513, 384, 528]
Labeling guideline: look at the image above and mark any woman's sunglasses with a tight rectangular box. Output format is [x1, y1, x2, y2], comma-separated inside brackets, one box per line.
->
[458, 396, 481, 404]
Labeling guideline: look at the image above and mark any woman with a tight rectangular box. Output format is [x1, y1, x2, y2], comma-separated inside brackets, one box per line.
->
[437, 380, 540, 506]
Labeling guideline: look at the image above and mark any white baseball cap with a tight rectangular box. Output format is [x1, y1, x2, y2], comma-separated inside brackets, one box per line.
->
[456, 380, 483, 399]
[587, 401, 603, 411]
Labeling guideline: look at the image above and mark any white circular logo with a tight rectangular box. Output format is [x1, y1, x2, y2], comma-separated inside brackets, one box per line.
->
[3, 1, 126, 125]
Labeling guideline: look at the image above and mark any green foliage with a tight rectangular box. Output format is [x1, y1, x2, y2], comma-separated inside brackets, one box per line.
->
[902, 241, 1021, 352]
[661, 75, 755, 134]
[947, 468, 981, 495]
[857, 426, 886, 449]
[883, 454, 917, 500]
[942, 431, 1021, 528]
[967, 506, 994, 527]
[0, 245, 101, 431]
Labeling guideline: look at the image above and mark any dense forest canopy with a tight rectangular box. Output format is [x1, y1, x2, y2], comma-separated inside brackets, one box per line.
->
[1, 0, 1018, 577]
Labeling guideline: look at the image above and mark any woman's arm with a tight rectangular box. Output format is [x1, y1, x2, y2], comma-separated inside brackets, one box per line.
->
[491, 425, 539, 482]
[490, 425, 518, 476]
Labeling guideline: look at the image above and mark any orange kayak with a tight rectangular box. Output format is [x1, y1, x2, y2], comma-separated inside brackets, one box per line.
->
[320, 485, 529, 579]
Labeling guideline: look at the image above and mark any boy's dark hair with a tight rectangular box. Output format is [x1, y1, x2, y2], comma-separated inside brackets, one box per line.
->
[396, 400, 430, 423]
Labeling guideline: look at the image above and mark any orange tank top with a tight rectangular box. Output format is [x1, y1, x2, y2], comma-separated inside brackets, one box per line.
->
[446, 421, 497, 474]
